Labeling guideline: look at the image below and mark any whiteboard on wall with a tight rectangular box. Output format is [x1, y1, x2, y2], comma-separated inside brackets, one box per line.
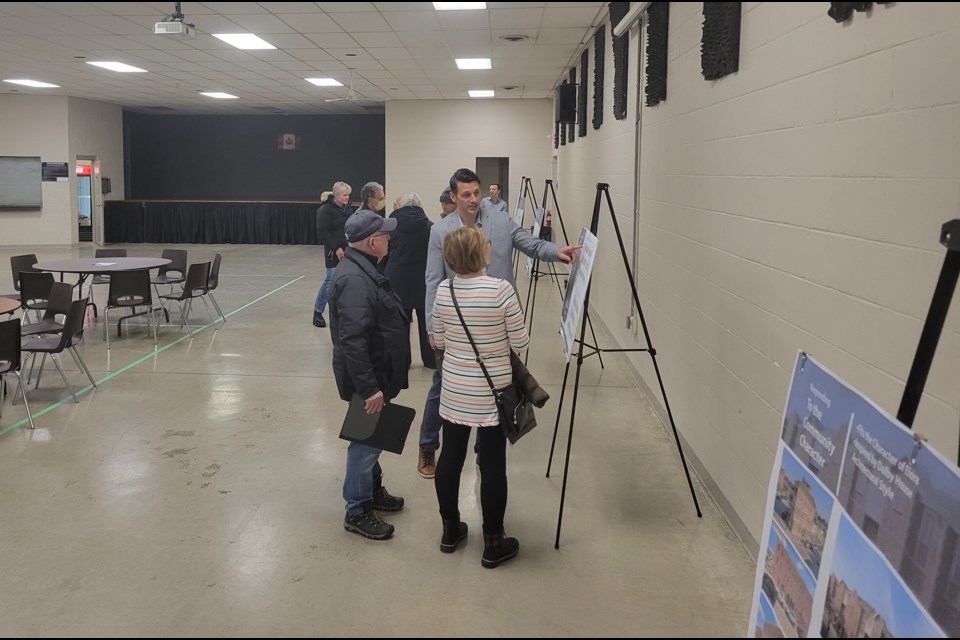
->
[0, 156, 42, 209]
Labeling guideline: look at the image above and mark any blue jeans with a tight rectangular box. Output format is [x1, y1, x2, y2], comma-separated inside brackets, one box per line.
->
[419, 369, 443, 450]
[343, 441, 383, 515]
[314, 266, 335, 314]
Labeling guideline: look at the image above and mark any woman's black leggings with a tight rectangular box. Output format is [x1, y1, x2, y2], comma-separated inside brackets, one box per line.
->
[434, 421, 507, 535]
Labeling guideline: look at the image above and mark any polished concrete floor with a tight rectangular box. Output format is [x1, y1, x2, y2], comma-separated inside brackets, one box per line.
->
[0, 243, 754, 637]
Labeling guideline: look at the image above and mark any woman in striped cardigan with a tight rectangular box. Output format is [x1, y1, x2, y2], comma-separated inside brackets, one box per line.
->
[432, 226, 529, 568]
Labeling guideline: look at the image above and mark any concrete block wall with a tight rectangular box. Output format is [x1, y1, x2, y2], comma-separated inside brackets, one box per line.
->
[555, 2, 960, 549]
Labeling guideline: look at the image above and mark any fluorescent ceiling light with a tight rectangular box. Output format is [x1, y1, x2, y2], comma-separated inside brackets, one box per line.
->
[200, 92, 239, 99]
[212, 33, 276, 50]
[86, 61, 147, 73]
[468, 90, 495, 98]
[3, 79, 60, 88]
[434, 2, 486, 9]
[305, 78, 344, 87]
[456, 58, 491, 70]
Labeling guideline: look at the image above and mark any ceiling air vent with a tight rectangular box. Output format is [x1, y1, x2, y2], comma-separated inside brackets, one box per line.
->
[499, 34, 530, 43]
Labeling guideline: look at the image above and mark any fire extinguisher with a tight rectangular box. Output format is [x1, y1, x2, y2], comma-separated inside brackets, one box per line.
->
[540, 209, 553, 241]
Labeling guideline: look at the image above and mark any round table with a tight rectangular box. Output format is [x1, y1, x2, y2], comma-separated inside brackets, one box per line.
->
[0, 298, 20, 316]
[33, 257, 171, 274]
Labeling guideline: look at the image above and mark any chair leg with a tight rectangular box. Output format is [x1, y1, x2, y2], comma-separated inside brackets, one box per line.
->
[181, 301, 193, 336]
[200, 295, 217, 327]
[34, 353, 48, 390]
[104, 307, 111, 350]
[150, 306, 158, 346]
[51, 354, 79, 403]
[13, 371, 35, 429]
[0, 373, 4, 418]
[209, 292, 226, 323]
[69, 346, 97, 388]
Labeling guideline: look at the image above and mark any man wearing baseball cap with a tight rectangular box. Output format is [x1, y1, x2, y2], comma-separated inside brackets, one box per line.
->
[329, 209, 411, 540]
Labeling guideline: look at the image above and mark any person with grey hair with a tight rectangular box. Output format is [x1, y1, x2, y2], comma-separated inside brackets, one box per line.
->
[384, 192, 435, 370]
[329, 210, 410, 540]
[314, 181, 354, 328]
[358, 181, 386, 217]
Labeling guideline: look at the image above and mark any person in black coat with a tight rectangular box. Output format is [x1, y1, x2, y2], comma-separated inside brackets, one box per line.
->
[314, 181, 354, 328]
[330, 210, 411, 540]
[384, 193, 435, 369]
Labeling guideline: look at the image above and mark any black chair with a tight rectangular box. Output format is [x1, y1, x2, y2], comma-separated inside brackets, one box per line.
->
[19, 271, 55, 322]
[20, 298, 97, 404]
[0, 318, 36, 429]
[4, 254, 41, 302]
[87, 248, 128, 317]
[152, 249, 187, 322]
[105, 269, 157, 350]
[22, 281, 73, 337]
[159, 262, 213, 336]
[205, 253, 226, 324]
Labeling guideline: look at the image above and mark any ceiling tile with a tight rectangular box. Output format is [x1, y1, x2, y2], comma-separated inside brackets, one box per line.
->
[313, 2, 376, 12]
[257, 33, 316, 49]
[351, 31, 403, 48]
[277, 13, 342, 32]
[226, 14, 298, 34]
[540, 6, 600, 28]
[330, 12, 391, 33]
[536, 28, 589, 45]
[366, 48, 412, 61]
[435, 10, 490, 31]
[381, 11, 440, 32]
[395, 31, 445, 47]
[197, 2, 267, 13]
[305, 33, 360, 49]
[489, 8, 543, 29]
[259, 2, 322, 13]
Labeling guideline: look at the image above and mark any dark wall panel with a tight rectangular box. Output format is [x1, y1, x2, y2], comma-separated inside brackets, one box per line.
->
[124, 112, 384, 201]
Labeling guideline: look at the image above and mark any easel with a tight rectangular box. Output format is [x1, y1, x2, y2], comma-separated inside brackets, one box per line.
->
[896, 219, 960, 463]
[548, 183, 702, 548]
[521, 178, 604, 368]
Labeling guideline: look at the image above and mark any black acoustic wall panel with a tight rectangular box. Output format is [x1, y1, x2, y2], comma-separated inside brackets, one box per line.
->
[610, 2, 630, 120]
[592, 25, 606, 130]
[568, 67, 577, 141]
[645, 2, 670, 106]
[555, 83, 577, 124]
[701, 2, 741, 81]
[578, 49, 589, 137]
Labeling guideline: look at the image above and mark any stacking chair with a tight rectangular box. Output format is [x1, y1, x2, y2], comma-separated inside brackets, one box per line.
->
[19, 299, 97, 404]
[105, 269, 157, 350]
[21, 281, 73, 337]
[19, 271, 55, 323]
[205, 253, 226, 324]
[159, 262, 213, 336]
[87, 248, 128, 317]
[5, 254, 41, 302]
[0, 318, 35, 429]
[152, 249, 187, 319]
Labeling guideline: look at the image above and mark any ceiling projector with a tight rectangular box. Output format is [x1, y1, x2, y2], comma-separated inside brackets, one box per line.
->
[154, 20, 195, 38]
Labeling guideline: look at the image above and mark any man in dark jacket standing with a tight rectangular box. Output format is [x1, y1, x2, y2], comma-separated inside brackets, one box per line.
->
[384, 193, 435, 370]
[314, 181, 353, 328]
[330, 210, 411, 540]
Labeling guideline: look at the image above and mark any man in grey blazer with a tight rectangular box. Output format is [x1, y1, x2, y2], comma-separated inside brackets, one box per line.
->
[416, 167, 578, 479]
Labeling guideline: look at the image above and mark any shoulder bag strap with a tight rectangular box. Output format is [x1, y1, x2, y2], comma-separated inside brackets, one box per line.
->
[448, 280, 499, 396]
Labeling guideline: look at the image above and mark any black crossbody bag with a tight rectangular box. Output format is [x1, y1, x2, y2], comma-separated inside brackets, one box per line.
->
[448, 280, 533, 443]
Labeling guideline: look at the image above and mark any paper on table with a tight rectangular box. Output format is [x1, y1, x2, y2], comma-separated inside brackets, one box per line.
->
[94, 262, 117, 266]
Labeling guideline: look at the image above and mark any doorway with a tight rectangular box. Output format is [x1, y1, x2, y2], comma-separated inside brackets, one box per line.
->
[76, 160, 93, 242]
[475, 157, 509, 209]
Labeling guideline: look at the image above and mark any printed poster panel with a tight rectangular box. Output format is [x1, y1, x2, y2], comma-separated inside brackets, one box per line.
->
[525, 207, 545, 274]
[559, 227, 597, 361]
[513, 195, 525, 227]
[749, 351, 955, 638]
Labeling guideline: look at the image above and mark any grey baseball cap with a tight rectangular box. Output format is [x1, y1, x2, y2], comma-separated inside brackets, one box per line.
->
[439, 187, 454, 204]
[344, 209, 397, 242]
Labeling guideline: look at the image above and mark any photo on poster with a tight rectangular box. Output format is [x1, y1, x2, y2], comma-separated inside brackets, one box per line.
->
[762, 522, 817, 638]
[780, 353, 853, 492]
[821, 515, 945, 637]
[836, 397, 960, 636]
[754, 592, 785, 638]
[774, 447, 834, 577]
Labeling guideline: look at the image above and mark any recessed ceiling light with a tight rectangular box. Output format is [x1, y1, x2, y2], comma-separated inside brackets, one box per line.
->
[468, 90, 494, 98]
[456, 58, 491, 70]
[212, 33, 276, 50]
[3, 79, 60, 88]
[200, 92, 239, 99]
[306, 78, 344, 87]
[86, 61, 147, 73]
[434, 2, 486, 9]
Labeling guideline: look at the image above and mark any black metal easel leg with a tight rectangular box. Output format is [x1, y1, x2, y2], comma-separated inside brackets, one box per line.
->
[547, 357, 573, 478]
[555, 283, 592, 549]
[895, 220, 960, 462]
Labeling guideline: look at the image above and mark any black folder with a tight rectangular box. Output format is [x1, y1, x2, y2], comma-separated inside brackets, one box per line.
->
[338, 394, 416, 455]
